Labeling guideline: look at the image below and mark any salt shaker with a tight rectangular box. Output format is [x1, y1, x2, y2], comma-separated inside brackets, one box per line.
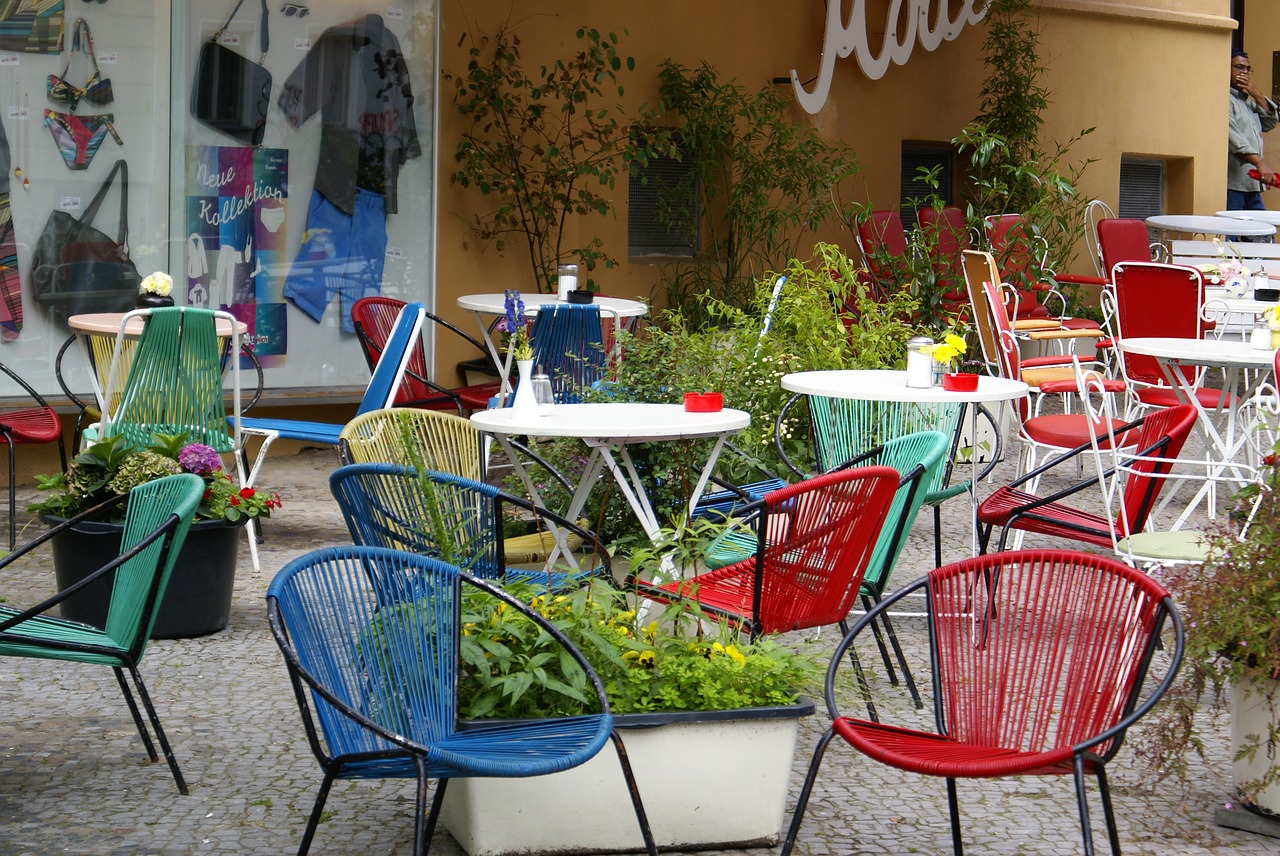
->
[557, 264, 578, 301]
[1252, 320, 1273, 350]
[906, 336, 934, 388]
[530, 367, 555, 415]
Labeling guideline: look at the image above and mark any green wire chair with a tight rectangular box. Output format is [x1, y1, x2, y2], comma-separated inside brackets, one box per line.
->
[0, 472, 204, 794]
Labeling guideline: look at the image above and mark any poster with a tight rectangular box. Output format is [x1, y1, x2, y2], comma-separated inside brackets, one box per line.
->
[186, 145, 288, 366]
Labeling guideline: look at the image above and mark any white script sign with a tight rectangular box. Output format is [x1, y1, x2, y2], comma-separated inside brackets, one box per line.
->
[792, 0, 991, 114]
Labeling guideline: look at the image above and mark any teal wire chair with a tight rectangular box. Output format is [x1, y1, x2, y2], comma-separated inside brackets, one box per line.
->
[328, 462, 609, 590]
[98, 307, 242, 453]
[267, 545, 657, 856]
[0, 472, 204, 793]
[779, 392, 1001, 566]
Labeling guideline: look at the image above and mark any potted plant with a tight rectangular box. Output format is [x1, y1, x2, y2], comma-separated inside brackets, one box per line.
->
[1135, 452, 1280, 827]
[431, 573, 821, 855]
[27, 432, 281, 638]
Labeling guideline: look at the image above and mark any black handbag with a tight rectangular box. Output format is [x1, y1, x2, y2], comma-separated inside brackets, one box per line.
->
[191, 0, 271, 146]
[31, 158, 141, 321]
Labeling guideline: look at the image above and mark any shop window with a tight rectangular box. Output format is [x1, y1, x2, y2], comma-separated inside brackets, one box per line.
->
[1118, 158, 1164, 221]
[900, 144, 953, 229]
[628, 142, 698, 259]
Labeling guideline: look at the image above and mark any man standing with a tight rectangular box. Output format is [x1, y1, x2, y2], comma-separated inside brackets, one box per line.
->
[1228, 49, 1280, 211]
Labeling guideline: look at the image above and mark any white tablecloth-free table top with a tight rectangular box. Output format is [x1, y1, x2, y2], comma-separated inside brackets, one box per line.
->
[68, 311, 248, 337]
[1145, 214, 1276, 238]
[781, 369, 1029, 405]
[473, 403, 750, 563]
[1216, 209, 1280, 226]
[456, 292, 649, 318]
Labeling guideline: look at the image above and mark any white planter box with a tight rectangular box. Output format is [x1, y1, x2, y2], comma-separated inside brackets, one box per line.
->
[1231, 677, 1280, 815]
[440, 700, 813, 856]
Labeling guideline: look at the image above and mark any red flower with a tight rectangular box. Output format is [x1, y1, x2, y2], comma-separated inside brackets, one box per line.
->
[239, 488, 256, 499]
[230, 496, 240, 506]
[1265, 453, 1278, 467]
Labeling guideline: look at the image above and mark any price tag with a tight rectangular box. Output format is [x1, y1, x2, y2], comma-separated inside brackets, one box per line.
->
[385, 245, 404, 259]
[59, 197, 82, 212]
[293, 37, 311, 51]
[0, 54, 18, 67]
[97, 52, 118, 64]
[385, 7, 404, 20]
[217, 32, 241, 47]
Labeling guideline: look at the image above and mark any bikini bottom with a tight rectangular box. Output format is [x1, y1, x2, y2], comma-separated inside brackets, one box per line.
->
[44, 109, 123, 170]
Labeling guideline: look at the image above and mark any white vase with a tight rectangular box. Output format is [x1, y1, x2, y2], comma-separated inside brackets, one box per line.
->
[1230, 676, 1280, 815]
[440, 700, 812, 855]
[511, 359, 537, 416]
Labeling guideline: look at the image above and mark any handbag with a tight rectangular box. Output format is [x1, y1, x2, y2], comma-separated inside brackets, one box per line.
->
[31, 158, 141, 321]
[191, 0, 270, 146]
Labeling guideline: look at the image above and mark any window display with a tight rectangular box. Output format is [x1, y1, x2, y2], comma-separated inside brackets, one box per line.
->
[0, 0, 437, 401]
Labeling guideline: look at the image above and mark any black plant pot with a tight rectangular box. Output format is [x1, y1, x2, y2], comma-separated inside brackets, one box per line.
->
[134, 292, 176, 310]
[49, 516, 244, 639]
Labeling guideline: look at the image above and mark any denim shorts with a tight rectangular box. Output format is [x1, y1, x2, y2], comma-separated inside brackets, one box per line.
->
[283, 188, 386, 332]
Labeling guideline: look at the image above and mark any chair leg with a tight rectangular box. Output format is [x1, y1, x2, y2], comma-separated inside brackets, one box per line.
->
[6, 437, 16, 550]
[609, 730, 658, 856]
[876, 607, 923, 709]
[780, 727, 838, 856]
[411, 756, 443, 855]
[839, 619, 878, 722]
[932, 503, 944, 568]
[1073, 755, 1099, 856]
[113, 666, 159, 762]
[117, 664, 188, 795]
[861, 593, 900, 688]
[423, 775, 448, 849]
[298, 767, 339, 856]
[945, 777, 965, 856]
[1095, 766, 1122, 856]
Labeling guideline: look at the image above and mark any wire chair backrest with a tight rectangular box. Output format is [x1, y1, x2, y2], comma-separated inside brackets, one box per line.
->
[105, 472, 203, 652]
[340, 407, 482, 481]
[917, 205, 970, 298]
[267, 546, 463, 756]
[527, 303, 611, 403]
[1083, 199, 1117, 278]
[855, 209, 911, 296]
[351, 296, 437, 406]
[748, 465, 900, 634]
[329, 462, 503, 580]
[927, 550, 1178, 761]
[101, 307, 241, 452]
[985, 213, 1048, 317]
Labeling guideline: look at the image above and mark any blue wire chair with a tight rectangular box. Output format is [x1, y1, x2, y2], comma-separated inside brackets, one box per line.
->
[521, 303, 614, 403]
[329, 462, 608, 590]
[266, 546, 657, 856]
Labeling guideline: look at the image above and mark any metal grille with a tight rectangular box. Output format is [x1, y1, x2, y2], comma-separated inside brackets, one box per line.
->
[628, 149, 698, 258]
[1118, 158, 1164, 221]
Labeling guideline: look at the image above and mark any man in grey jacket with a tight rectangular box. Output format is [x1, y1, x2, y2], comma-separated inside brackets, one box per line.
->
[1228, 49, 1280, 211]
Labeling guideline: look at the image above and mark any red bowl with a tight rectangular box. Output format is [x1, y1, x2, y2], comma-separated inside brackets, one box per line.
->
[942, 373, 979, 392]
[683, 392, 724, 412]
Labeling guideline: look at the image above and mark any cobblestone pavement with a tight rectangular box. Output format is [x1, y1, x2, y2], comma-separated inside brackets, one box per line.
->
[1, 431, 1279, 856]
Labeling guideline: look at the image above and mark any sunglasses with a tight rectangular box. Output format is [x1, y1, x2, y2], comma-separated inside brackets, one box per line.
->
[281, 3, 309, 17]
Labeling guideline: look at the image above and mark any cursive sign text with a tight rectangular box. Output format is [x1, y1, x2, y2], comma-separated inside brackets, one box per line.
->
[792, 0, 990, 114]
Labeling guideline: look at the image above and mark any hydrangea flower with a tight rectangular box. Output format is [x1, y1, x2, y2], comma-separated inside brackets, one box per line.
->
[178, 443, 223, 476]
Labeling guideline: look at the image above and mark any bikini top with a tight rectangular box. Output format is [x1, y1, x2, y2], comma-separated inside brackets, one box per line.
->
[47, 18, 113, 112]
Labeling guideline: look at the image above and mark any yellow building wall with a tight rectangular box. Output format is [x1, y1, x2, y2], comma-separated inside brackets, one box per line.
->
[433, 0, 1236, 376]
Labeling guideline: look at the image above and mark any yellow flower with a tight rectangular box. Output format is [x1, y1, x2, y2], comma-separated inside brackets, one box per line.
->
[928, 333, 968, 367]
[711, 642, 746, 665]
[462, 622, 477, 636]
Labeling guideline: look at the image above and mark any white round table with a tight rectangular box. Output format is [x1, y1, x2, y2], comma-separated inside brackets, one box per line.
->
[1216, 209, 1280, 226]
[1116, 336, 1275, 526]
[457, 293, 649, 397]
[473, 402, 750, 560]
[1145, 214, 1276, 239]
[781, 370, 1028, 555]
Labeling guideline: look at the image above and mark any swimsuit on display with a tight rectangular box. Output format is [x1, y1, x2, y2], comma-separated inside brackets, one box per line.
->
[47, 19, 113, 112]
[44, 109, 123, 169]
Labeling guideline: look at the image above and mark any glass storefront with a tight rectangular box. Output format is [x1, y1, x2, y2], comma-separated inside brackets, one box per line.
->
[0, 0, 437, 399]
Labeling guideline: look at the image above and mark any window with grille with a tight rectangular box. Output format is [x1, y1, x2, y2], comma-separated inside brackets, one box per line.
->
[900, 144, 954, 229]
[628, 140, 699, 258]
[1118, 158, 1164, 221]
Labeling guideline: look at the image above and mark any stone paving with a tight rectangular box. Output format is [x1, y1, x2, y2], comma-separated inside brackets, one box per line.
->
[1, 435, 1279, 856]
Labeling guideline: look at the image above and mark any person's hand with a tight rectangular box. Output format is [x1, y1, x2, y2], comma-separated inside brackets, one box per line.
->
[1258, 162, 1279, 189]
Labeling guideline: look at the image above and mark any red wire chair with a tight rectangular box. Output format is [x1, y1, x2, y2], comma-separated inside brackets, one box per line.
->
[976, 401, 1198, 553]
[782, 549, 1184, 856]
[351, 296, 499, 415]
[854, 209, 912, 303]
[0, 362, 65, 549]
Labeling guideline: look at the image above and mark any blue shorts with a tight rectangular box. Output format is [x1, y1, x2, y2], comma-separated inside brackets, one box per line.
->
[283, 189, 386, 332]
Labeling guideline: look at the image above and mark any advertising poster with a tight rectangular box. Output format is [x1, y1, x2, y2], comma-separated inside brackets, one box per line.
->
[186, 145, 288, 366]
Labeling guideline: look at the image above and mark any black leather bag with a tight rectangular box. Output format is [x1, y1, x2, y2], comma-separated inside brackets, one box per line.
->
[31, 159, 140, 321]
[191, 0, 270, 146]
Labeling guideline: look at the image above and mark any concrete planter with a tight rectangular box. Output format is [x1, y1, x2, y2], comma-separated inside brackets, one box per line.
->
[1230, 676, 1280, 815]
[440, 698, 813, 855]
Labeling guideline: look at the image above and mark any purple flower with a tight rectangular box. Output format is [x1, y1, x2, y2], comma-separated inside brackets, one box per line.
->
[501, 289, 525, 334]
[178, 443, 224, 476]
